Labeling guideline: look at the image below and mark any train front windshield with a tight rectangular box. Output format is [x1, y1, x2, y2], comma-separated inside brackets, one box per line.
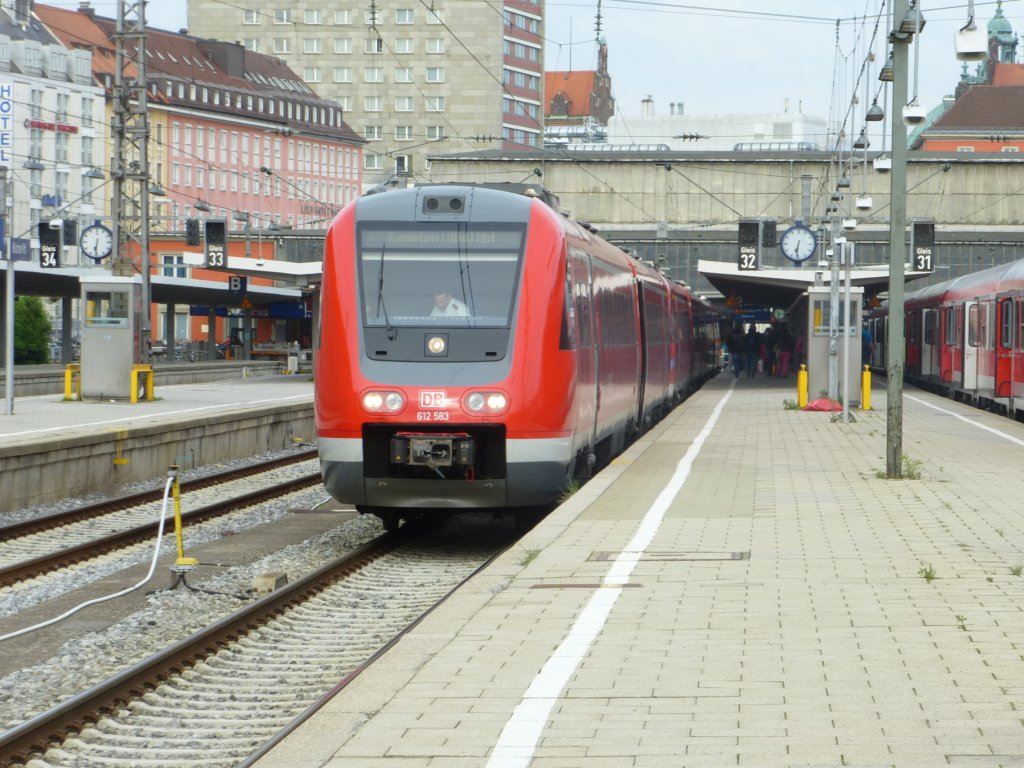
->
[358, 224, 525, 328]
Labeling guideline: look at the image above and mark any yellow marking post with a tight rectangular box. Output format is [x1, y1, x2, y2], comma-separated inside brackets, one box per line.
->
[130, 364, 155, 403]
[63, 364, 81, 401]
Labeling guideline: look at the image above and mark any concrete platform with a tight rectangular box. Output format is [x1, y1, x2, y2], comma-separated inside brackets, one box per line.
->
[253, 372, 1024, 768]
[0, 374, 314, 512]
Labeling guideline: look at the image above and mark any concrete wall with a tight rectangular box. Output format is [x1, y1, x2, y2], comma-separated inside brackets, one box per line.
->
[0, 360, 287, 398]
[0, 401, 316, 511]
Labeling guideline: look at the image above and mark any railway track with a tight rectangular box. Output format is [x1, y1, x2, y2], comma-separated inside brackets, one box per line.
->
[0, 450, 321, 589]
[0, 517, 509, 767]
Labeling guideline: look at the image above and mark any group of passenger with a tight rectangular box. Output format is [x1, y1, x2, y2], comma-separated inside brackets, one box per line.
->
[724, 322, 803, 379]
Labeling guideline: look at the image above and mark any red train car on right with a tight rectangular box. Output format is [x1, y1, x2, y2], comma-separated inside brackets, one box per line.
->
[872, 259, 1024, 417]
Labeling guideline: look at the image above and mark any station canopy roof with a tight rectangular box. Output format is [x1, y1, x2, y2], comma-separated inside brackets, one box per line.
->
[0, 262, 304, 306]
[698, 259, 931, 311]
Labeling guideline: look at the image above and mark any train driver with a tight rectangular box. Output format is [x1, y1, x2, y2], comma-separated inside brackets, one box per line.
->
[431, 289, 470, 317]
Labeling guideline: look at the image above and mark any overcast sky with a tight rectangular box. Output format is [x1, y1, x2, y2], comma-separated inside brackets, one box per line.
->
[62, 0, 1020, 137]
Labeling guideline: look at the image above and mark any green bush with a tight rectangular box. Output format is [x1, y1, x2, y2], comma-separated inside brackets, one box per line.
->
[14, 296, 52, 364]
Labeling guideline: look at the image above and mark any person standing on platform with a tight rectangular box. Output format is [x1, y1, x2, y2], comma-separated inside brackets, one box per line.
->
[777, 328, 794, 377]
[745, 325, 760, 378]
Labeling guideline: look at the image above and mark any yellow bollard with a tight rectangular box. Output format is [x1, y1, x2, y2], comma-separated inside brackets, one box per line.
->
[63, 364, 81, 401]
[797, 363, 808, 408]
[862, 365, 872, 410]
[169, 465, 199, 571]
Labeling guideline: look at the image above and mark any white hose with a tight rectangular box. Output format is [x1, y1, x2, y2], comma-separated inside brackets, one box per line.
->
[0, 476, 176, 642]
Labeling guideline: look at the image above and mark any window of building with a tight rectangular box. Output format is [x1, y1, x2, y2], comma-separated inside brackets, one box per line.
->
[365, 8, 383, 24]
[364, 67, 384, 82]
[55, 133, 69, 163]
[365, 154, 383, 170]
[394, 67, 413, 82]
[304, 9, 321, 24]
[395, 96, 414, 111]
[364, 125, 383, 140]
[426, 67, 444, 83]
[243, 9, 259, 24]
[81, 96, 94, 127]
[338, 95, 352, 111]
[395, 38, 414, 53]
[395, 126, 413, 140]
[365, 37, 383, 53]
[364, 96, 383, 111]
[426, 125, 444, 140]
[396, 9, 414, 23]
[426, 9, 444, 23]
[273, 38, 290, 53]
[334, 9, 352, 24]
[334, 38, 352, 54]
[334, 67, 353, 83]
[304, 67, 322, 82]
[426, 38, 445, 53]
[304, 38, 322, 54]
[425, 96, 445, 112]
[273, 8, 292, 23]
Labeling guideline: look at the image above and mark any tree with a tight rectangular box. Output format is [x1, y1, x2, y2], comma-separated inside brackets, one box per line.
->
[15, 296, 52, 364]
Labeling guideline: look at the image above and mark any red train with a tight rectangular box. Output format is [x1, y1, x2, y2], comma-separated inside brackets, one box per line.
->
[315, 183, 720, 530]
[868, 258, 1024, 417]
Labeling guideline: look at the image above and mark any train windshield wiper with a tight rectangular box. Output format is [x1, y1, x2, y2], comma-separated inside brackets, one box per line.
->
[375, 244, 396, 340]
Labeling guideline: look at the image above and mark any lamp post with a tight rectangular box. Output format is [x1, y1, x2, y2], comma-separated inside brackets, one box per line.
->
[886, 0, 912, 478]
[1, 166, 12, 415]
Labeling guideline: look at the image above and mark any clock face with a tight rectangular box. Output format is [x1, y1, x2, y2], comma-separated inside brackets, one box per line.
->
[780, 225, 816, 263]
[80, 224, 113, 261]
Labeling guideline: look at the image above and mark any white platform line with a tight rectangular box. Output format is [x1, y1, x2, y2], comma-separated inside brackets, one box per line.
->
[906, 393, 1024, 448]
[486, 382, 735, 768]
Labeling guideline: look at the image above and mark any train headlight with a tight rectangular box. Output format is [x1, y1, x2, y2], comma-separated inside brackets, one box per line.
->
[427, 336, 447, 355]
[362, 390, 406, 413]
[462, 390, 509, 415]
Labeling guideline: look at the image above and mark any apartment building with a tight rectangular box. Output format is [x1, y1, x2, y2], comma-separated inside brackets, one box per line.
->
[186, 0, 544, 188]
[0, 5, 104, 262]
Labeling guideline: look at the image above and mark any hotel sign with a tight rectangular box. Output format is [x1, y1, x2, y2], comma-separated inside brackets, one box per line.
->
[24, 119, 78, 134]
[0, 84, 11, 165]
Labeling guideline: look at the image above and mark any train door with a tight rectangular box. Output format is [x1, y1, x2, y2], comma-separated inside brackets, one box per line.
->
[1014, 298, 1024, 412]
[570, 249, 598, 470]
[996, 295, 1014, 398]
[964, 301, 979, 393]
[906, 310, 921, 376]
[922, 309, 939, 382]
[940, 305, 957, 383]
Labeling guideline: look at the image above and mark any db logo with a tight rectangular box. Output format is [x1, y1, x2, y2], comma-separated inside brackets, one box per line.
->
[419, 391, 447, 408]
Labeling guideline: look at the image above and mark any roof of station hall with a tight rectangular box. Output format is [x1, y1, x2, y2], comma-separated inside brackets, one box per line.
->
[34, 2, 363, 144]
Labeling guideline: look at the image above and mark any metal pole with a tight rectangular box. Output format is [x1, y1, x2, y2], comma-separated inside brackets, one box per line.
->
[887, 0, 911, 477]
[841, 240, 854, 424]
[2, 166, 13, 415]
[829, 229, 839, 401]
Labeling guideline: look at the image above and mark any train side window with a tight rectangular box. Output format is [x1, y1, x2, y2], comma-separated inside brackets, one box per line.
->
[968, 304, 979, 347]
[1000, 299, 1013, 349]
[924, 310, 936, 345]
[1018, 302, 1024, 352]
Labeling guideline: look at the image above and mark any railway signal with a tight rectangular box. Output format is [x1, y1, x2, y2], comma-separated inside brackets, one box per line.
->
[38, 222, 60, 269]
[911, 220, 935, 272]
[204, 219, 227, 268]
[737, 220, 760, 271]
